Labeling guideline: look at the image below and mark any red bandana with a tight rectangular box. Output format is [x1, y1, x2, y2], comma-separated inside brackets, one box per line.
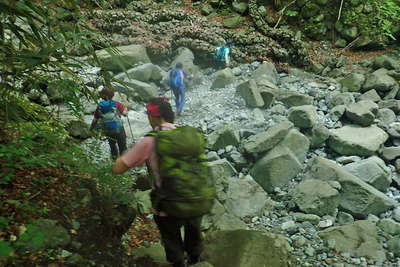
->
[146, 97, 169, 117]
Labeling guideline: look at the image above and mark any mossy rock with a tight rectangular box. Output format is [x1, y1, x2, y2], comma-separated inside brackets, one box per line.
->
[301, 2, 320, 19]
[223, 14, 244, 28]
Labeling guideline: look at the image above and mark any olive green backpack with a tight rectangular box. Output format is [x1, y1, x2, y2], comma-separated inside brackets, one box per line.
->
[147, 126, 216, 218]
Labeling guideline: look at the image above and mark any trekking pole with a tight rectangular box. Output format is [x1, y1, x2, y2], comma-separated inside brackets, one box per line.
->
[126, 115, 134, 141]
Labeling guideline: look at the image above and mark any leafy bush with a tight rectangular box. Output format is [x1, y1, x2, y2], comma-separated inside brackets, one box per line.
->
[341, 0, 400, 46]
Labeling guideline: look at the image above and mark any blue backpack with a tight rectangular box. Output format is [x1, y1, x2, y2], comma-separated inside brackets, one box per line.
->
[98, 100, 123, 133]
[215, 46, 228, 62]
[168, 68, 184, 89]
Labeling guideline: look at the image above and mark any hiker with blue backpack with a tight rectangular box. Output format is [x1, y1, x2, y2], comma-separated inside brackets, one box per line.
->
[90, 87, 127, 159]
[168, 62, 189, 116]
[113, 97, 215, 267]
[214, 41, 235, 68]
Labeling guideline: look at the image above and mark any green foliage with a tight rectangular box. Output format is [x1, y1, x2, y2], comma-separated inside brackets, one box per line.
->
[341, 0, 400, 46]
[0, 0, 105, 125]
[84, 139, 135, 205]
[0, 241, 13, 257]
[286, 10, 299, 17]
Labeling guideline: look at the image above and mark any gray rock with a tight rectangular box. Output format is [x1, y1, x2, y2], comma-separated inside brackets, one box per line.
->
[242, 120, 293, 154]
[345, 100, 378, 126]
[225, 175, 273, 218]
[318, 220, 386, 261]
[203, 230, 292, 267]
[291, 212, 321, 224]
[387, 236, 400, 257]
[378, 99, 400, 114]
[288, 105, 318, 129]
[208, 213, 248, 232]
[306, 157, 396, 217]
[114, 63, 156, 82]
[363, 68, 399, 93]
[207, 124, 240, 150]
[304, 124, 331, 148]
[377, 108, 396, 125]
[208, 159, 237, 180]
[381, 146, 400, 161]
[279, 91, 314, 107]
[378, 218, 400, 236]
[114, 79, 157, 101]
[211, 68, 235, 89]
[330, 105, 346, 121]
[236, 80, 264, 108]
[358, 89, 381, 102]
[96, 44, 150, 73]
[327, 92, 355, 108]
[372, 55, 400, 70]
[339, 73, 365, 92]
[344, 156, 392, 192]
[250, 146, 302, 193]
[337, 211, 355, 225]
[328, 125, 388, 156]
[393, 207, 400, 222]
[250, 62, 279, 85]
[232, 1, 248, 14]
[170, 47, 199, 78]
[293, 179, 340, 216]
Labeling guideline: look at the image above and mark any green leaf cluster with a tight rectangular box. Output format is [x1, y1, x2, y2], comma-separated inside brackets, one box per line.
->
[341, 0, 400, 46]
[0, 0, 104, 125]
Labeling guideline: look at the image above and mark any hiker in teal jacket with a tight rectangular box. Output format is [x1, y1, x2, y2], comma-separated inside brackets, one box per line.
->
[215, 41, 235, 67]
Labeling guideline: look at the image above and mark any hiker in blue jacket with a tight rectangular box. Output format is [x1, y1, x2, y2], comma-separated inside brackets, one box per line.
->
[168, 62, 188, 116]
[215, 41, 235, 68]
[90, 87, 127, 159]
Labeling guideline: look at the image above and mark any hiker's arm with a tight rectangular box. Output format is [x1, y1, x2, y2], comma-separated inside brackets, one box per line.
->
[112, 137, 155, 173]
[113, 157, 129, 174]
[117, 102, 127, 116]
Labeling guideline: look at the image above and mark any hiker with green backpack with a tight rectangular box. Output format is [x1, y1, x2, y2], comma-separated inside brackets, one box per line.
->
[90, 87, 127, 159]
[113, 97, 215, 267]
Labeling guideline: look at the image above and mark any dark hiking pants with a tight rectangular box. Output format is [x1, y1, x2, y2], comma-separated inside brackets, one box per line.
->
[107, 128, 127, 159]
[154, 215, 203, 267]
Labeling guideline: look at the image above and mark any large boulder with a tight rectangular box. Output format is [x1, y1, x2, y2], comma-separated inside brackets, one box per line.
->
[293, 179, 340, 216]
[339, 73, 366, 92]
[224, 176, 273, 218]
[318, 220, 386, 262]
[372, 55, 400, 70]
[345, 100, 378, 126]
[328, 125, 388, 156]
[202, 230, 293, 267]
[208, 159, 238, 181]
[242, 120, 293, 154]
[114, 63, 164, 83]
[236, 80, 264, 108]
[250, 62, 279, 85]
[250, 146, 302, 193]
[207, 124, 240, 150]
[96, 44, 150, 73]
[288, 105, 318, 129]
[211, 68, 235, 89]
[343, 156, 392, 192]
[279, 91, 314, 107]
[305, 157, 396, 217]
[170, 47, 199, 77]
[114, 79, 158, 101]
[363, 68, 399, 93]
